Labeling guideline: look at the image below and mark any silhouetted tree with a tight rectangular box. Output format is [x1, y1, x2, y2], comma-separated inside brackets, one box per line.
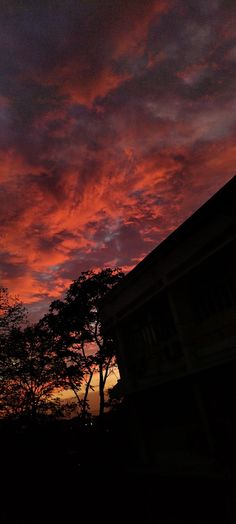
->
[39, 307, 88, 419]
[0, 288, 27, 416]
[44, 268, 124, 419]
[0, 287, 27, 336]
[0, 289, 77, 420]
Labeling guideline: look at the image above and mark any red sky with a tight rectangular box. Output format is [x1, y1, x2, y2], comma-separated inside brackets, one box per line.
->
[1, 0, 236, 320]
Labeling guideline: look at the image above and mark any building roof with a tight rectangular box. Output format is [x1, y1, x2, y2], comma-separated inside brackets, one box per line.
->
[102, 175, 236, 309]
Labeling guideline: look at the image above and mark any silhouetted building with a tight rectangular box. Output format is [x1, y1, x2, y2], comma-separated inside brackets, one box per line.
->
[102, 175, 236, 479]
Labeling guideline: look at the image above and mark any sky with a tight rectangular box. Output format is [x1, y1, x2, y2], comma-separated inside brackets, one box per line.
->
[0, 0, 236, 321]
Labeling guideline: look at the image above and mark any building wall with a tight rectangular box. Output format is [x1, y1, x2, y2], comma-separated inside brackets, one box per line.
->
[115, 234, 236, 395]
[101, 177, 236, 477]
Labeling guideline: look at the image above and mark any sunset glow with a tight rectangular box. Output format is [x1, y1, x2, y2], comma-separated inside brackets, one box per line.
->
[1, 0, 236, 318]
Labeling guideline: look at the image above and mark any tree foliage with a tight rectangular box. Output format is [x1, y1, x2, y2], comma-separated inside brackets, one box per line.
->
[0, 289, 76, 420]
[0, 287, 27, 336]
[0, 268, 124, 421]
[43, 268, 124, 418]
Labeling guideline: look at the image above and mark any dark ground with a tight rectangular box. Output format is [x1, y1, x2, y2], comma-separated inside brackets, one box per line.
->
[1, 413, 236, 524]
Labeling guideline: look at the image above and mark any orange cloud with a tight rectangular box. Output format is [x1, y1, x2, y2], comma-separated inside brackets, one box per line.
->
[0, 0, 236, 319]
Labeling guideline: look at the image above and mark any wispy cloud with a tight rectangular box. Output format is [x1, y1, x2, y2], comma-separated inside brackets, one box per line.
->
[0, 0, 236, 318]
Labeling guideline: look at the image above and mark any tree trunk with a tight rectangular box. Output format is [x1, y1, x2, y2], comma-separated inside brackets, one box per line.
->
[81, 370, 93, 420]
[99, 361, 105, 419]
